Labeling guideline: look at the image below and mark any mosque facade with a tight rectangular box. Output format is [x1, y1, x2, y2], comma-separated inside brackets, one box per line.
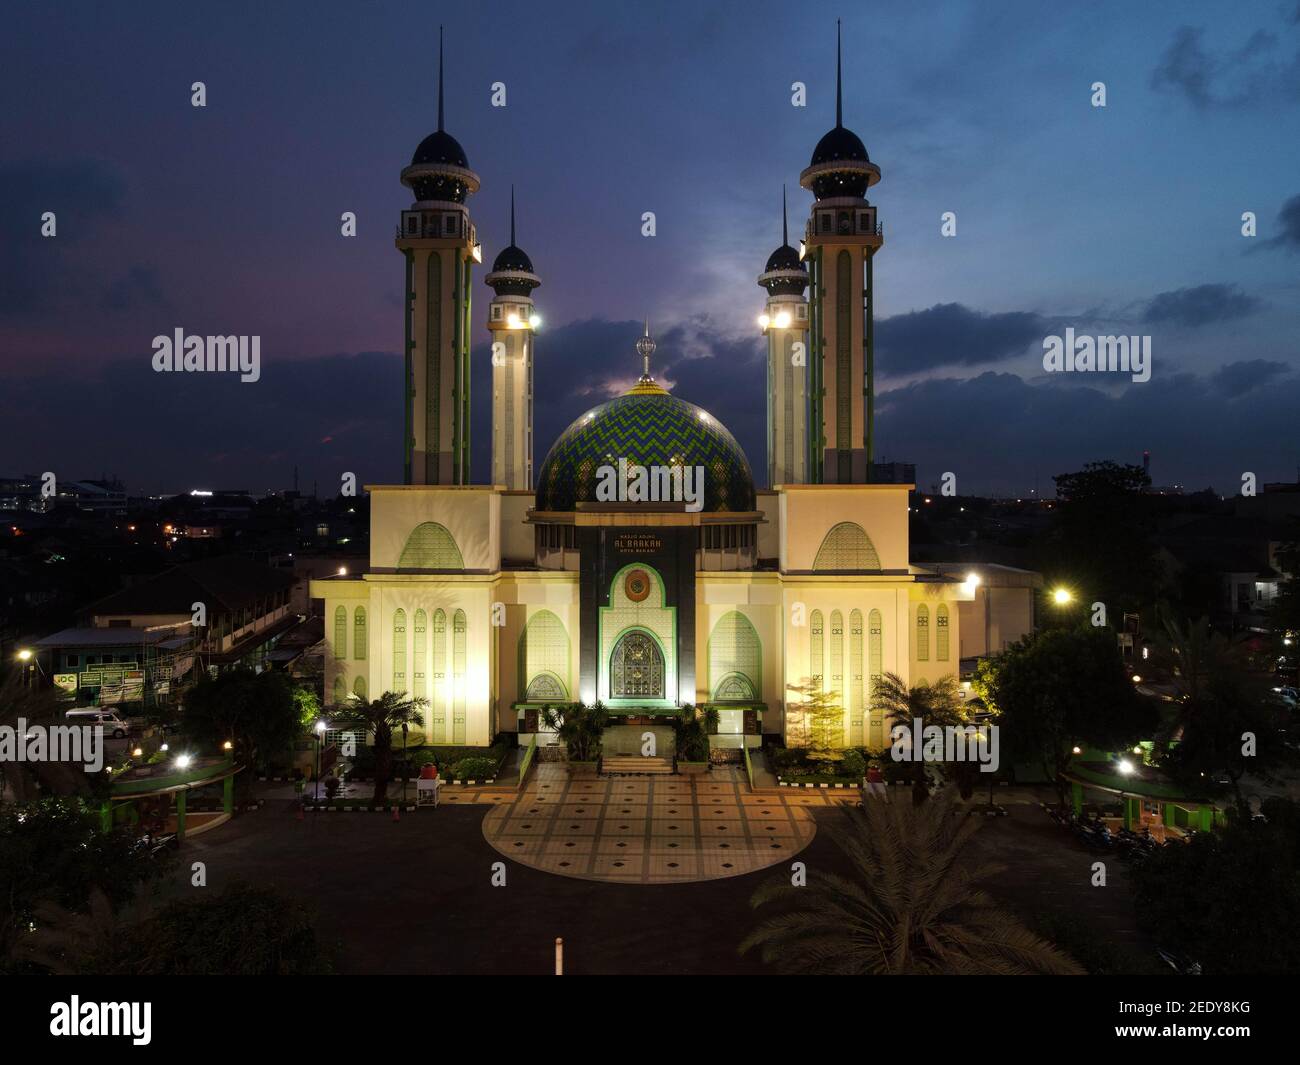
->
[312, 28, 974, 754]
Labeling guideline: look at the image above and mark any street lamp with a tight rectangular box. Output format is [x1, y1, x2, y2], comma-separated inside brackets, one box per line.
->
[16, 649, 39, 689]
[314, 720, 327, 803]
[1051, 587, 1073, 605]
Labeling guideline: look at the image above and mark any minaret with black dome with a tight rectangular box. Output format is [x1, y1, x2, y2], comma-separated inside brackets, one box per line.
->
[758, 186, 811, 486]
[397, 25, 482, 485]
[485, 186, 542, 490]
[799, 19, 883, 483]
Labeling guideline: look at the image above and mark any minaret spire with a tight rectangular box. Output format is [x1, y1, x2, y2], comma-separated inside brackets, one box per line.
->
[510, 184, 516, 245]
[782, 185, 789, 246]
[437, 25, 445, 132]
[835, 18, 843, 128]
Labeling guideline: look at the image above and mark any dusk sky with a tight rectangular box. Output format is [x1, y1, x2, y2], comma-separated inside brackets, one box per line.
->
[3, 1, 1298, 497]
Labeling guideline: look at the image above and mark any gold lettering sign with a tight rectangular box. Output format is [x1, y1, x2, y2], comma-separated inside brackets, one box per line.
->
[613, 534, 662, 553]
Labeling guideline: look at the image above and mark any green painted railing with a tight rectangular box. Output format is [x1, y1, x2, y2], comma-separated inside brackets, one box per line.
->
[517, 733, 539, 791]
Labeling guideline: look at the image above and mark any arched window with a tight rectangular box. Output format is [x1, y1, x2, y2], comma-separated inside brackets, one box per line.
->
[431, 609, 447, 743]
[452, 609, 467, 744]
[916, 604, 930, 662]
[829, 610, 845, 738]
[352, 675, 367, 701]
[392, 609, 407, 693]
[936, 604, 950, 661]
[413, 609, 427, 701]
[850, 609, 864, 746]
[813, 522, 881, 571]
[332, 675, 345, 704]
[610, 630, 665, 699]
[708, 610, 761, 702]
[810, 610, 824, 690]
[519, 609, 570, 702]
[868, 609, 883, 746]
[353, 606, 367, 661]
[333, 605, 347, 660]
[398, 522, 464, 569]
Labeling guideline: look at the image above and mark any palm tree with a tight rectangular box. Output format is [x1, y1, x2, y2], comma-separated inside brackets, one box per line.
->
[0, 672, 92, 802]
[1147, 607, 1254, 742]
[540, 702, 608, 763]
[11, 886, 135, 974]
[871, 671, 966, 801]
[741, 792, 1084, 975]
[330, 691, 428, 803]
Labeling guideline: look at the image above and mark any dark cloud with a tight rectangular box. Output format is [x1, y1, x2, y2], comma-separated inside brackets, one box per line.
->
[0, 159, 128, 316]
[1255, 193, 1300, 253]
[1209, 358, 1291, 397]
[1141, 283, 1260, 328]
[1151, 24, 1300, 109]
[9, 316, 1297, 501]
[876, 369, 1300, 496]
[101, 265, 170, 313]
[1, 351, 402, 495]
[875, 303, 1047, 374]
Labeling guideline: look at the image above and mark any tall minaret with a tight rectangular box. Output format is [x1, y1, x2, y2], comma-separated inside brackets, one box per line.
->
[485, 187, 541, 490]
[799, 20, 884, 483]
[397, 26, 482, 485]
[758, 186, 811, 486]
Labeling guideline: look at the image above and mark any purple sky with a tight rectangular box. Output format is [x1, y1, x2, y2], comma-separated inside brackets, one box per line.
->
[3, 1, 1299, 496]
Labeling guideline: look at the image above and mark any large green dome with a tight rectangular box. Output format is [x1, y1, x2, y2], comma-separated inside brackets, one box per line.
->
[535, 380, 757, 513]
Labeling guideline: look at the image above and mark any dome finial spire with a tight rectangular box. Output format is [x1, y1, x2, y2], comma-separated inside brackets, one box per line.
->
[510, 184, 516, 245]
[635, 320, 656, 381]
[835, 19, 843, 128]
[437, 25, 445, 132]
[782, 184, 789, 246]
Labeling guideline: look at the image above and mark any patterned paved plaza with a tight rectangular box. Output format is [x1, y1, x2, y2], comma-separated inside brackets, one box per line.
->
[480, 764, 852, 884]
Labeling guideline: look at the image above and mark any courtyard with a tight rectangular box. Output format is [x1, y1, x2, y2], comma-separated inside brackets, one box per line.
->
[166, 773, 1162, 975]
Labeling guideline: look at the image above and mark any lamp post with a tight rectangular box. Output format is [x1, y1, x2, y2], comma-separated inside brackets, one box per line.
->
[314, 719, 327, 803]
[401, 721, 409, 805]
[16, 649, 35, 689]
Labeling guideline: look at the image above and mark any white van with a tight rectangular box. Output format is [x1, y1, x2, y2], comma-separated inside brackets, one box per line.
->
[65, 708, 133, 738]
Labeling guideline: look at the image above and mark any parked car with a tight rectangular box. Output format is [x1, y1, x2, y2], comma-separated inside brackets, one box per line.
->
[65, 707, 134, 739]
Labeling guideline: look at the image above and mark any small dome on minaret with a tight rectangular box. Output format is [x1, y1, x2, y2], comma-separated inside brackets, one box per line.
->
[401, 27, 480, 204]
[801, 21, 881, 201]
[486, 187, 541, 296]
[759, 187, 809, 296]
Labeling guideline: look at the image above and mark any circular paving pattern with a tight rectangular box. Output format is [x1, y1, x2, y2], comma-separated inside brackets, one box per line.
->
[482, 766, 821, 883]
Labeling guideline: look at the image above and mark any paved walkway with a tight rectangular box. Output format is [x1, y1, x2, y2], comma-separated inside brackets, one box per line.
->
[480, 763, 857, 884]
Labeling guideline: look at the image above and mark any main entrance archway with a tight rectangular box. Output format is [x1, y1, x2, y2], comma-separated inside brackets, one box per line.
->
[610, 630, 665, 700]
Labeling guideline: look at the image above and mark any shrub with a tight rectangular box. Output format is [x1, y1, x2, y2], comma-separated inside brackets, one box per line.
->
[841, 749, 867, 779]
[104, 881, 329, 974]
[448, 756, 497, 780]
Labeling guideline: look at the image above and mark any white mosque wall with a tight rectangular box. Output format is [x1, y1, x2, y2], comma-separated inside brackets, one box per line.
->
[368, 485, 501, 572]
[777, 484, 910, 572]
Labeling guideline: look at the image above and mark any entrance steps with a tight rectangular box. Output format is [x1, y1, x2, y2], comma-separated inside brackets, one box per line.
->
[601, 755, 674, 775]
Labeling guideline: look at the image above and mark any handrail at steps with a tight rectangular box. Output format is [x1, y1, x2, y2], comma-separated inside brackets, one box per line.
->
[516, 733, 539, 791]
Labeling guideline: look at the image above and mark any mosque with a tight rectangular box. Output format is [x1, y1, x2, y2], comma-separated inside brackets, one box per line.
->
[312, 28, 976, 755]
